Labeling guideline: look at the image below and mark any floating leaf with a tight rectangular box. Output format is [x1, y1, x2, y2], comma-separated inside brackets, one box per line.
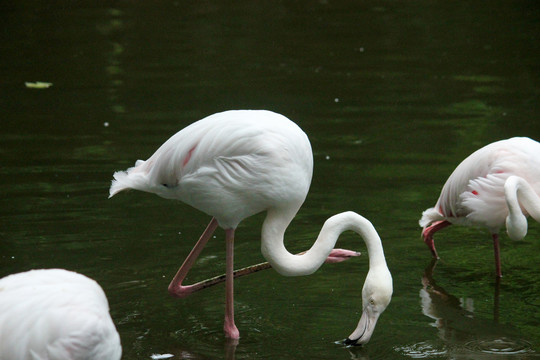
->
[25, 81, 53, 89]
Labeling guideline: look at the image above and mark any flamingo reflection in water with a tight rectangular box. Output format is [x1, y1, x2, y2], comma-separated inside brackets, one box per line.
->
[109, 110, 393, 344]
[400, 260, 535, 358]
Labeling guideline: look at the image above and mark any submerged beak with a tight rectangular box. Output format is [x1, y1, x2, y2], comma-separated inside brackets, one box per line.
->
[344, 309, 381, 346]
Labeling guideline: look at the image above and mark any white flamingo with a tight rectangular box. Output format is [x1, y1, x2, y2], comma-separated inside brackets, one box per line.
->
[0, 269, 121, 360]
[420, 137, 540, 277]
[109, 110, 392, 344]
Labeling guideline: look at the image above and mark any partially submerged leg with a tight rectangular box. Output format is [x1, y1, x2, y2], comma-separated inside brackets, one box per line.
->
[174, 248, 360, 292]
[224, 228, 240, 339]
[421, 220, 451, 259]
[184, 261, 272, 292]
[492, 233, 502, 278]
[168, 218, 219, 298]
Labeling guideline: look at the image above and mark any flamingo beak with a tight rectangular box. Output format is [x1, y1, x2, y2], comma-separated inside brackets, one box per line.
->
[343, 309, 380, 346]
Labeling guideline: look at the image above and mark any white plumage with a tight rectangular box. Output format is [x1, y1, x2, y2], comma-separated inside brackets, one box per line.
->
[109, 110, 392, 343]
[420, 137, 540, 276]
[0, 269, 121, 360]
[110, 110, 312, 229]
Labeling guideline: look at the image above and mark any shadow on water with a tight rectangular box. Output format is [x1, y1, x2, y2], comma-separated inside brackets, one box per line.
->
[396, 259, 538, 359]
[1, 0, 540, 359]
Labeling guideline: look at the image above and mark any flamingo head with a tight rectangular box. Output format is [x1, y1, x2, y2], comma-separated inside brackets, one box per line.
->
[506, 212, 528, 241]
[344, 265, 393, 346]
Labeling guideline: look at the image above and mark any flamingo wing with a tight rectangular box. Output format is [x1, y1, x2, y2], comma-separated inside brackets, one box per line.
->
[0, 269, 121, 360]
[421, 137, 540, 231]
[110, 110, 313, 229]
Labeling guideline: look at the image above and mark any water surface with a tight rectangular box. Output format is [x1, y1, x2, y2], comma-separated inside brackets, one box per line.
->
[1, 1, 539, 359]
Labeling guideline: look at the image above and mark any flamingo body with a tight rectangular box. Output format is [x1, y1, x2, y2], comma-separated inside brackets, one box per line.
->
[110, 110, 312, 229]
[0, 269, 121, 360]
[420, 137, 540, 276]
[110, 110, 392, 343]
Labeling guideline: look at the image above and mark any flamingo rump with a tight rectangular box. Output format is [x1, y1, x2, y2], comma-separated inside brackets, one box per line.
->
[109, 110, 392, 344]
[0, 269, 122, 360]
[420, 137, 540, 277]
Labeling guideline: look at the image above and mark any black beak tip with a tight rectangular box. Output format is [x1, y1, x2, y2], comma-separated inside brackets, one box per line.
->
[343, 338, 359, 346]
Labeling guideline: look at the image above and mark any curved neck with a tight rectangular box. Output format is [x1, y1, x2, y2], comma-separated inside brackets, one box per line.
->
[261, 210, 387, 276]
[505, 176, 540, 222]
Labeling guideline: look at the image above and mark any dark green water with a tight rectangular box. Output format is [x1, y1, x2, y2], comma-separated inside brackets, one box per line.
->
[1, 1, 539, 359]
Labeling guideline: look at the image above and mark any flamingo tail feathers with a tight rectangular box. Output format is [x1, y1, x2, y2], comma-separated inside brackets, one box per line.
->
[419, 207, 444, 228]
[109, 161, 148, 198]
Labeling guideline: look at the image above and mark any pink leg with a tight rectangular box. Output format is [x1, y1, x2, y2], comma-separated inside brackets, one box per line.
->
[224, 228, 240, 339]
[167, 248, 360, 293]
[168, 218, 219, 298]
[492, 233, 502, 278]
[421, 220, 451, 259]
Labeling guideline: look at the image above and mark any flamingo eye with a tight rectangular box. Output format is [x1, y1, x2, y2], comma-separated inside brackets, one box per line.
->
[369, 298, 375, 306]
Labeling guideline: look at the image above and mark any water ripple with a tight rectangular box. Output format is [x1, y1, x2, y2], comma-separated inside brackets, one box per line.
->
[395, 341, 446, 358]
[464, 337, 534, 355]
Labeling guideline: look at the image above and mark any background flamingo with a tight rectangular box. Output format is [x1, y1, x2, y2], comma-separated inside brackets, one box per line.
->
[420, 137, 540, 277]
[109, 110, 392, 344]
[0, 269, 121, 360]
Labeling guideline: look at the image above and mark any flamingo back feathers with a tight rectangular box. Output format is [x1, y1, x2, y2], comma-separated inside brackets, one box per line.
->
[109, 110, 314, 229]
[0, 269, 121, 360]
[420, 137, 540, 232]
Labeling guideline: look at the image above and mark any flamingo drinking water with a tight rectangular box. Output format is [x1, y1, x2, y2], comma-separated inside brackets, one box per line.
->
[109, 110, 392, 344]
